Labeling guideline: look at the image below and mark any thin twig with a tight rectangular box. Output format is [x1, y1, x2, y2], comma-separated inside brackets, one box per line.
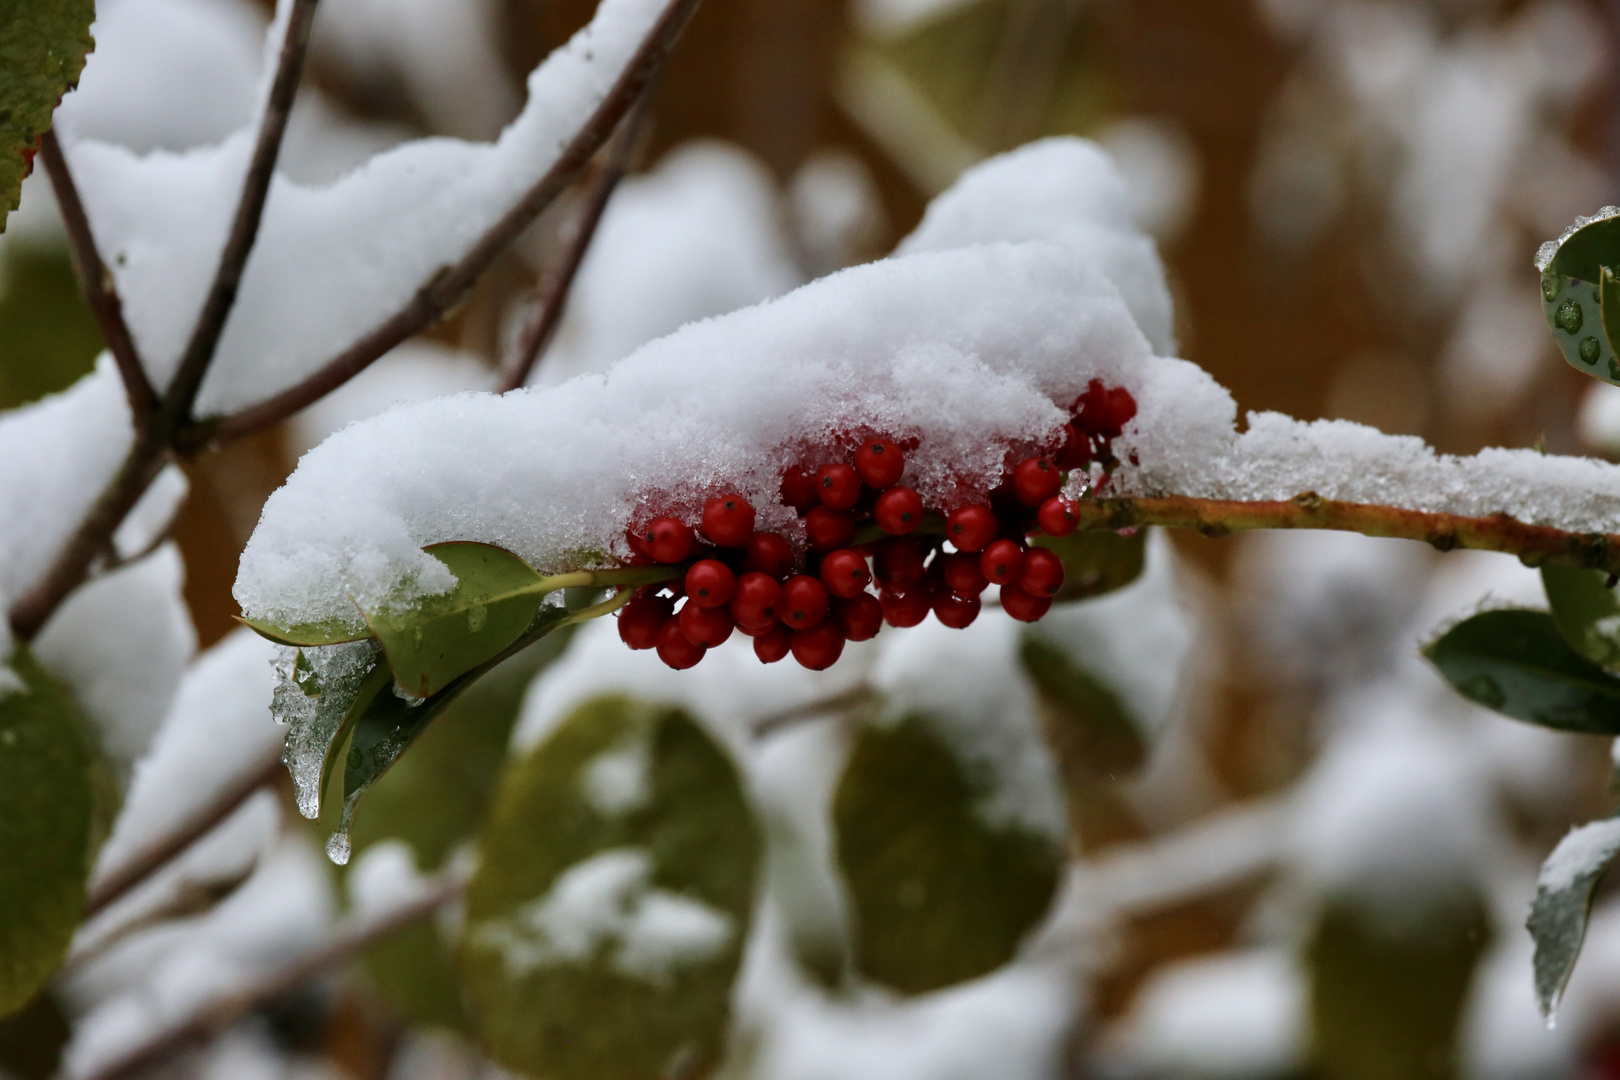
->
[74, 870, 466, 1080]
[161, 0, 321, 424]
[496, 100, 647, 393]
[38, 131, 157, 417]
[196, 0, 703, 446]
[752, 685, 875, 739]
[66, 865, 258, 978]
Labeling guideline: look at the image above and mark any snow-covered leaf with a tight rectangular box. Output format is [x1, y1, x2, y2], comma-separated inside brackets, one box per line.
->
[1537, 210, 1620, 384]
[0, 0, 94, 232]
[1018, 633, 1144, 778]
[1422, 608, 1620, 734]
[0, 649, 96, 1016]
[1542, 564, 1620, 671]
[1527, 817, 1620, 1019]
[833, 712, 1064, 994]
[459, 695, 761, 1080]
[1031, 526, 1144, 603]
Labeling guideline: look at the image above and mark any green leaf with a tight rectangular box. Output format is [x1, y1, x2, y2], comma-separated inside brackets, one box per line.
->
[236, 614, 373, 648]
[0, 650, 94, 1017]
[1527, 817, 1620, 1019]
[0, 991, 69, 1079]
[0, 0, 95, 233]
[1032, 527, 1145, 603]
[360, 541, 546, 699]
[1539, 214, 1620, 384]
[459, 695, 762, 1080]
[1542, 564, 1620, 671]
[1018, 633, 1145, 778]
[1422, 608, 1620, 734]
[0, 241, 101, 410]
[832, 713, 1064, 995]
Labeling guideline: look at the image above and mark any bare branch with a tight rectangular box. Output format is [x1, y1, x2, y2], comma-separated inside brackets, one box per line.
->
[38, 131, 157, 417]
[161, 0, 321, 425]
[196, 0, 703, 446]
[752, 685, 875, 739]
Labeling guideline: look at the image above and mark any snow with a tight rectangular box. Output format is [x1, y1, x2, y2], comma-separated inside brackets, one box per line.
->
[286, 341, 490, 454]
[789, 149, 888, 276]
[1538, 818, 1620, 894]
[67, 0, 677, 416]
[1579, 382, 1620, 456]
[582, 731, 653, 816]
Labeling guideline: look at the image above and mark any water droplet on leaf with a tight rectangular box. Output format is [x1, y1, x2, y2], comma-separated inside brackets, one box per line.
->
[1544, 275, 1560, 302]
[1557, 300, 1585, 335]
[326, 830, 351, 865]
[1580, 337, 1602, 365]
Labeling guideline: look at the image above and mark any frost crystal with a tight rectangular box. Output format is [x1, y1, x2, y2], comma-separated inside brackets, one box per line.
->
[1535, 204, 1620, 271]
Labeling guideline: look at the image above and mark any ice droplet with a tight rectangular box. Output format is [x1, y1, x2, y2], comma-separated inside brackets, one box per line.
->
[1580, 337, 1602, 365]
[1543, 275, 1560, 302]
[1556, 300, 1585, 335]
[326, 830, 352, 865]
[1544, 1009, 1558, 1032]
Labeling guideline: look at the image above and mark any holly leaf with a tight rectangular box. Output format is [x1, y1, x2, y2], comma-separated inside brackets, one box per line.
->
[1527, 817, 1620, 1020]
[459, 695, 762, 1080]
[1538, 212, 1620, 384]
[0, 649, 95, 1017]
[1032, 527, 1145, 603]
[1019, 634, 1145, 778]
[0, 0, 95, 232]
[833, 713, 1064, 994]
[237, 614, 373, 648]
[1542, 565, 1620, 671]
[1422, 608, 1620, 734]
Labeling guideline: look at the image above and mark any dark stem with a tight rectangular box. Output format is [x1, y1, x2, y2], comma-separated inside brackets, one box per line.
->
[195, 0, 703, 446]
[160, 0, 321, 424]
[38, 131, 157, 417]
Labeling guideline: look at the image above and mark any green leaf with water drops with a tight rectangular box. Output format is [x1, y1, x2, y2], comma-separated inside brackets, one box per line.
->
[1031, 526, 1145, 603]
[361, 542, 547, 699]
[0, 649, 94, 1017]
[1541, 565, 1620, 672]
[1422, 608, 1620, 734]
[0, 0, 96, 233]
[832, 713, 1064, 995]
[1539, 212, 1620, 384]
[1527, 816, 1620, 1020]
[1018, 634, 1145, 778]
[459, 695, 762, 1080]
[236, 613, 373, 648]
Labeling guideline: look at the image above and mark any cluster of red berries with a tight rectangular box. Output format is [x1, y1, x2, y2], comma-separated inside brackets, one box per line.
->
[616, 382, 1136, 672]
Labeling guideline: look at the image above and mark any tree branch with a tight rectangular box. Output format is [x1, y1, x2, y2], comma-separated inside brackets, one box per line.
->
[161, 0, 321, 424]
[38, 131, 157, 417]
[196, 0, 703, 446]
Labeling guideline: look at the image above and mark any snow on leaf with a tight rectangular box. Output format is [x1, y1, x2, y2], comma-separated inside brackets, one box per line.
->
[0, 0, 95, 232]
[1528, 816, 1620, 1019]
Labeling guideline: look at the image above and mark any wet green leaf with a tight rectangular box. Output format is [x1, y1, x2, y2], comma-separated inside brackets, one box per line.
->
[0, 650, 94, 1017]
[1019, 633, 1145, 778]
[1542, 564, 1620, 671]
[1032, 527, 1145, 603]
[236, 614, 373, 648]
[361, 542, 546, 699]
[833, 714, 1064, 995]
[0, 0, 95, 232]
[1422, 608, 1620, 734]
[459, 695, 762, 1080]
[1540, 214, 1620, 384]
[1527, 817, 1620, 1019]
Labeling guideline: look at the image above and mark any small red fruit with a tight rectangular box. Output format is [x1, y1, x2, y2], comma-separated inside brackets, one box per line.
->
[702, 494, 755, 547]
[625, 526, 651, 559]
[1019, 548, 1066, 597]
[836, 593, 883, 641]
[680, 600, 735, 648]
[941, 551, 987, 596]
[874, 537, 927, 591]
[934, 591, 981, 629]
[645, 517, 695, 564]
[1000, 583, 1053, 622]
[1038, 496, 1079, 537]
[781, 575, 830, 629]
[1053, 422, 1090, 471]
[781, 467, 819, 514]
[731, 571, 782, 627]
[754, 623, 792, 663]
[875, 486, 924, 534]
[744, 532, 794, 578]
[1012, 457, 1062, 507]
[685, 560, 736, 607]
[618, 594, 672, 650]
[854, 441, 905, 489]
[815, 463, 862, 510]
[946, 505, 996, 552]
[792, 622, 846, 670]
[980, 539, 1025, 586]
[881, 585, 933, 628]
[805, 506, 856, 551]
[1075, 380, 1137, 440]
[820, 549, 872, 599]
[657, 619, 705, 669]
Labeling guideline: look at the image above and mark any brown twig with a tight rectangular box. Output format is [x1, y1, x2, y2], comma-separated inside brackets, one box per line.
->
[75, 870, 466, 1080]
[752, 685, 875, 739]
[197, 0, 702, 444]
[38, 132, 157, 417]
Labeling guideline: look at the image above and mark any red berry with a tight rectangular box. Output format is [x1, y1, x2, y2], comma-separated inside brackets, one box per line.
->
[836, 593, 883, 641]
[1075, 380, 1137, 440]
[657, 619, 705, 669]
[679, 601, 735, 648]
[685, 559, 735, 607]
[820, 549, 872, 599]
[805, 505, 856, 551]
[781, 575, 830, 629]
[702, 494, 755, 547]
[1000, 583, 1053, 622]
[854, 440, 905, 489]
[744, 532, 794, 578]
[934, 591, 981, 629]
[754, 623, 792, 663]
[874, 537, 927, 591]
[815, 463, 861, 510]
[1053, 423, 1090, 471]
[731, 571, 782, 627]
[781, 467, 819, 514]
[875, 486, 924, 534]
[1012, 457, 1062, 507]
[1019, 547, 1066, 597]
[791, 622, 846, 670]
[941, 551, 987, 596]
[881, 585, 933, 628]
[618, 594, 672, 650]
[645, 517, 695, 564]
[980, 539, 1025, 586]
[1038, 496, 1079, 537]
[946, 505, 996, 552]
[625, 526, 651, 559]
[1109, 386, 1138, 431]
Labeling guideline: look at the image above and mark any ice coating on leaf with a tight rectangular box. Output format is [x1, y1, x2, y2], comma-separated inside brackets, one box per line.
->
[1539, 817, 1620, 894]
[1537, 205, 1620, 271]
[269, 639, 381, 818]
[66, 0, 672, 414]
[1529, 816, 1620, 1019]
